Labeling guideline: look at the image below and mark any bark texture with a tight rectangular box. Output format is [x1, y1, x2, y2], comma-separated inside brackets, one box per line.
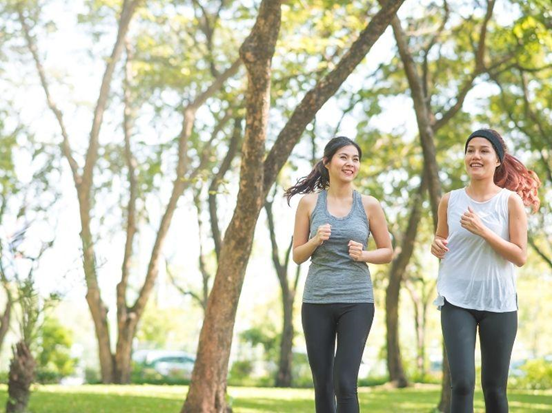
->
[6, 341, 36, 413]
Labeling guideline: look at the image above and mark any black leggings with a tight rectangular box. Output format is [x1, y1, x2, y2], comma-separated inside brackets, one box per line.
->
[302, 302, 374, 413]
[441, 299, 517, 413]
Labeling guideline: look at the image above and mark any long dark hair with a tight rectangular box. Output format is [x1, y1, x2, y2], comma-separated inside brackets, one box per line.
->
[474, 129, 541, 212]
[284, 136, 361, 203]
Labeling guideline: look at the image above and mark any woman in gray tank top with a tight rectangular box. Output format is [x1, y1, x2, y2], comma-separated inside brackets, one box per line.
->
[431, 129, 540, 413]
[285, 136, 393, 413]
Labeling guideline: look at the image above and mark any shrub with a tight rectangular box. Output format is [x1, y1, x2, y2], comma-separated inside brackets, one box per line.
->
[228, 360, 256, 386]
[510, 358, 552, 390]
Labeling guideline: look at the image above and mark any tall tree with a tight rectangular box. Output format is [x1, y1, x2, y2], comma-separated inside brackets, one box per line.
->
[14, 0, 241, 383]
[381, 0, 501, 401]
[183, 0, 407, 410]
[15, 0, 144, 382]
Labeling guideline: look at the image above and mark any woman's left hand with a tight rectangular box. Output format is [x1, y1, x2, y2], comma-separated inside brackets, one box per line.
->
[348, 240, 364, 261]
[460, 206, 488, 237]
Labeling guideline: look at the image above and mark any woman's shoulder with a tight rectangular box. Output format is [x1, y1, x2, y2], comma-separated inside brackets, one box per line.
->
[297, 192, 321, 213]
[506, 190, 524, 209]
[359, 194, 382, 214]
[299, 192, 320, 205]
[297, 192, 320, 219]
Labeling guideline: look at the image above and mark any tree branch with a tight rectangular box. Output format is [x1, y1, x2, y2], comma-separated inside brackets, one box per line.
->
[193, 189, 211, 312]
[117, 40, 139, 319]
[130, 59, 240, 318]
[389, 13, 441, 221]
[208, 116, 243, 260]
[422, 0, 449, 102]
[262, 0, 406, 197]
[82, 0, 145, 191]
[191, 0, 227, 78]
[265, 197, 284, 278]
[432, 0, 495, 132]
[185, 108, 234, 186]
[16, 4, 80, 185]
[166, 261, 207, 311]
[528, 237, 552, 269]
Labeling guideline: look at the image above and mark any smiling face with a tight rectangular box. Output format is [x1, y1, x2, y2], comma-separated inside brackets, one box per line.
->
[324, 145, 360, 183]
[465, 137, 501, 180]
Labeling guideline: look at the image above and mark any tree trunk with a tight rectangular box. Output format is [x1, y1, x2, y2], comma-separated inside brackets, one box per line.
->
[265, 196, 297, 388]
[113, 315, 138, 384]
[385, 278, 408, 387]
[182, 2, 282, 411]
[85, 285, 114, 383]
[404, 277, 433, 379]
[209, 117, 243, 261]
[6, 341, 36, 413]
[413, 298, 424, 377]
[385, 176, 426, 387]
[419, 307, 427, 378]
[276, 284, 295, 387]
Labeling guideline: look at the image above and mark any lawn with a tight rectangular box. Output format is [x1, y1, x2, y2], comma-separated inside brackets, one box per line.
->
[0, 384, 550, 412]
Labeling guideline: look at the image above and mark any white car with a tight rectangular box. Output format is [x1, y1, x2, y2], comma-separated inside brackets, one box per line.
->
[133, 350, 196, 379]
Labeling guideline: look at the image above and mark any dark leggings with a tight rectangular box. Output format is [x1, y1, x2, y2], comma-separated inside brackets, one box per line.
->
[302, 302, 374, 413]
[441, 299, 517, 413]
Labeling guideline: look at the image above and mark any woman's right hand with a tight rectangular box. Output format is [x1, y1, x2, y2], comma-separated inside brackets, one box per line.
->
[431, 236, 449, 259]
[314, 224, 331, 245]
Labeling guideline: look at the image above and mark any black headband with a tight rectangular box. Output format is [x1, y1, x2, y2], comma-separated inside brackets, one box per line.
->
[464, 129, 504, 162]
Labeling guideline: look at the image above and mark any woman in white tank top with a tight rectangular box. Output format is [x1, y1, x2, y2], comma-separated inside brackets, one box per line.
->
[431, 129, 540, 413]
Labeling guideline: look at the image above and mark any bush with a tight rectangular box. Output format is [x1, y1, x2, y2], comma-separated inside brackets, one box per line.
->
[291, 352, 313, 388]
[36, 317, 77, 382]
[510, 358, 552, 390]
[84, 367, 101, 384]
[358, 376, 389, 387]
[228, 360, 256, 386]
[36, 369, 64, 384]
[409, 372, 442, 385]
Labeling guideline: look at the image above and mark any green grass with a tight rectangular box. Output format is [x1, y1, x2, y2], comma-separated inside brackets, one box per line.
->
[0, 384, 550, 412]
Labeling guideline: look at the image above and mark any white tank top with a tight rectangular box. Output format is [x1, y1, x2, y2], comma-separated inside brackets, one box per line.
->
[434, 188, 517, 312]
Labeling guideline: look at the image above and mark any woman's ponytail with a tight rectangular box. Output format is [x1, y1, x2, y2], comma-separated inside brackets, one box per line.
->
[284, 160, 329, 203]
[495, 152, 541, 212]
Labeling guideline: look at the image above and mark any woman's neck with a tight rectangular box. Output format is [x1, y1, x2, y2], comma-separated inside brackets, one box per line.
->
[466, 178, 501, 199]
[327, 184, 354, 199]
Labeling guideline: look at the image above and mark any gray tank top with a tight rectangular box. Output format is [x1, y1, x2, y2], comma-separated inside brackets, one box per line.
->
[303, 190, 374, 303]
